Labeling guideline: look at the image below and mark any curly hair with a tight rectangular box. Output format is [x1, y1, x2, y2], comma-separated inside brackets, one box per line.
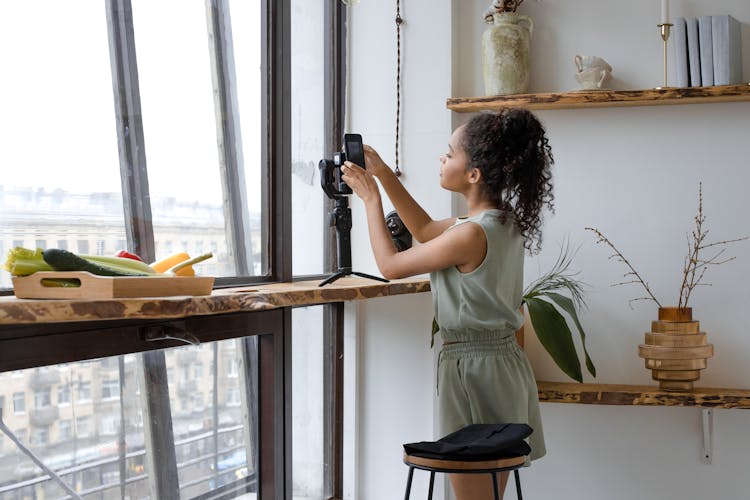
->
[460, 108, 554, 253]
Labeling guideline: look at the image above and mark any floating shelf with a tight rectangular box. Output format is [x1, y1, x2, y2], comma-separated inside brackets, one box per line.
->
[537, 381, 750, 410]
[447, 83, 750, 112]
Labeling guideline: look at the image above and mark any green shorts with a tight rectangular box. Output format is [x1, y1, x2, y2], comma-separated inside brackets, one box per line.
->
[437, 336, 546, 461]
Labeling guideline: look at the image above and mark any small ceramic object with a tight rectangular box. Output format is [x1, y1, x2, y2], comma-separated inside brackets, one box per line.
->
[574, 55, 612, 90]
[574, 55, 612, 73]
[575, 67, 610, 90]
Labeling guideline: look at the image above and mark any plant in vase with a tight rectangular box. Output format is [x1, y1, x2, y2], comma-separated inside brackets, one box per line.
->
[586, 183, 748, 392]
[522, 241, 596, 383]
[482, 0, 534, 96]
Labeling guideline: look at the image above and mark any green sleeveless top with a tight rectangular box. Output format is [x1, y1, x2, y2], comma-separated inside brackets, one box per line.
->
[430, 209, 525, 343]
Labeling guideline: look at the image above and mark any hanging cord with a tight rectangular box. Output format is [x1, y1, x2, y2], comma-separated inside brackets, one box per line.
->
[394, 0, 403, 177]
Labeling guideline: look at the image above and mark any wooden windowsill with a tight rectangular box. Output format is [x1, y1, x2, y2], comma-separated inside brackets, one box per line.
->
[446, 84, 750, 112]
[537, 381, 750, 410]
[0, 277, 431, 325]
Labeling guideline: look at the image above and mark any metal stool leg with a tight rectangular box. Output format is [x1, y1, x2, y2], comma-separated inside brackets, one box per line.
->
[491, 472, 500, 500]
[404, 466, 414, 500]
[514, 469, 523, 500]
[427, 471, 435, 500]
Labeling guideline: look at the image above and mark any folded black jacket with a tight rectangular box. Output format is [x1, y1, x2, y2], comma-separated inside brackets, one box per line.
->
[403, 423, 532, 461]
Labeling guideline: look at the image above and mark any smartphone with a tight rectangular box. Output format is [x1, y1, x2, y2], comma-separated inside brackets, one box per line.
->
[343, 133, 366, 169]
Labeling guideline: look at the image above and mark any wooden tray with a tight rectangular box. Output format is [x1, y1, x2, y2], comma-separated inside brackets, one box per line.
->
[12, 272, 215, 299]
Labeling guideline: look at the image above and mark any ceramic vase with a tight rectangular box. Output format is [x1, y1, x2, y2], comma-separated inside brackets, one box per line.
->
[482, 12, 534, 96]
[638, 307, 714, 392]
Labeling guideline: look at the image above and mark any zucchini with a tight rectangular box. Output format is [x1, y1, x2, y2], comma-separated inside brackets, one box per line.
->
[42, 249, 151, 277]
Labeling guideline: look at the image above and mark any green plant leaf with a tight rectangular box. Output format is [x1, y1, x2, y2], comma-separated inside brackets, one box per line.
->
[525, 296, 583, 383]
[542, 292, 597, 378]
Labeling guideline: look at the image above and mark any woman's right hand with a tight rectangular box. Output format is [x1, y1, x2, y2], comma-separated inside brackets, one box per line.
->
[363, 145, 392, 179]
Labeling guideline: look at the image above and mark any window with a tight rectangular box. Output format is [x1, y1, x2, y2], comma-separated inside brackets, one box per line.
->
[226, 387, 241, 407]
[76, 416, 92, 438]
[12, 392, 25, 414]
[77, 240, 90, 255]
[101, 379, 119, 400]
[34, 389, 51, 408]
[226, 358, 239, 378]
[32, 428, 49, 446]
[58, 419, 73, 441]
[78, 381, 92, 402]
[58, 384, 71, 405]
[99, 413, 119, 436]
[0, 0, 347, 497]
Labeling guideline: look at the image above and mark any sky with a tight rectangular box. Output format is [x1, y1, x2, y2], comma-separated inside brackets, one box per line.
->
[0, 0, 261, 212]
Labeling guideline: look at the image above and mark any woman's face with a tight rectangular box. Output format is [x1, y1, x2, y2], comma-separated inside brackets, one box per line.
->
[439, 126, 472, 192]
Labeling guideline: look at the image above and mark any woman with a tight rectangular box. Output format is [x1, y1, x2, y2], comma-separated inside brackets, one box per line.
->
[341, 108, 553, 499]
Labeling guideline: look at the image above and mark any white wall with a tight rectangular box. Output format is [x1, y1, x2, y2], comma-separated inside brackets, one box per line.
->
[347, 1, 750, 499]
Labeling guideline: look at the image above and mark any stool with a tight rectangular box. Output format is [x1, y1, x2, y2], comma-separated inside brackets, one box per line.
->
[403, 452, 525, 500]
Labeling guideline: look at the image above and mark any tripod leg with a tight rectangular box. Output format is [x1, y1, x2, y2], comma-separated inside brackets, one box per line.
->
[351, 271, 389, 283]
[319, 271, 347, 287]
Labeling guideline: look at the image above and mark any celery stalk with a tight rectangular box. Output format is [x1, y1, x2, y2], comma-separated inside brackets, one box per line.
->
[3, 247, 54, 276]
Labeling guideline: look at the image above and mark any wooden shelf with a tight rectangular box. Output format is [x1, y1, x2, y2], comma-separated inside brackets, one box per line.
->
[447, 84, 750, 112]
[537, 381, 750, 410]
[0, 277, 431, 325]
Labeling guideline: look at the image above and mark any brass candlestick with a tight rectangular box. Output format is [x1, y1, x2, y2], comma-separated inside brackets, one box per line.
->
[656, 23, 673, 89]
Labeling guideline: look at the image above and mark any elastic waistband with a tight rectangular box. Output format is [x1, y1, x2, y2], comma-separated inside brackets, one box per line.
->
[440, 328, 516, 343]
[439, 336, 520, 360]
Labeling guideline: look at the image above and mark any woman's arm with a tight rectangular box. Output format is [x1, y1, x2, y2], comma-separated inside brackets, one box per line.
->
[362, 146, 455, 243]
[342, 162, 485, 279]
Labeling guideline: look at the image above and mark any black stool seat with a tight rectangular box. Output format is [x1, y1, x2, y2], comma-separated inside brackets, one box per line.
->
[402, 424, 530, 500]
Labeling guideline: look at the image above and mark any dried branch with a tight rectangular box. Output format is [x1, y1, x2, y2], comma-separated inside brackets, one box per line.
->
[585, 227, 663, 308]
[678, 183, 749, 308]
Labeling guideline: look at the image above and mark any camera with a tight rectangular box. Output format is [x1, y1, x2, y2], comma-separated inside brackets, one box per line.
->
[319, 133, 365, 198]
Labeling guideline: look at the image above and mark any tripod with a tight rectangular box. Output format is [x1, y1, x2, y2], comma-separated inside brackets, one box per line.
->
[320, 195, 389, 286]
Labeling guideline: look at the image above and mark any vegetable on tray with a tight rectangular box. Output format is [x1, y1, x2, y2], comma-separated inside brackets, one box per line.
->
[3, 247, 213, 279]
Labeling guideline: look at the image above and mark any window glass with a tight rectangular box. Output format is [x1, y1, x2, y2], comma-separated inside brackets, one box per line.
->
[291, 0, 327, 275]
[131, 1, 227, 277]
[0, 342, 260, 498]
[229, 0, 265, 275]
[0, 2, 124, 290]
[0, 359, 147, 498]
[292, 306, 325, 498]
[164, 338, 258, 497]
[131, 0, 263, 278]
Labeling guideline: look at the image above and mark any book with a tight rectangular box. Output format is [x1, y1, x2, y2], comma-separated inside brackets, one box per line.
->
[712, 15, 743, 85]
[672, 18, 689, 87]
[698, 16, 714, 86]
[685, 17, 701, 86]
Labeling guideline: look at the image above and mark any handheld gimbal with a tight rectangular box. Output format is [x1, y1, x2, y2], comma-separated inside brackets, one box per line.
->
[318, 134, 389, 287]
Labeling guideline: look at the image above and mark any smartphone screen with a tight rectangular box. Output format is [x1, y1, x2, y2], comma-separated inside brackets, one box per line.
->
[344, 133, 365, 169]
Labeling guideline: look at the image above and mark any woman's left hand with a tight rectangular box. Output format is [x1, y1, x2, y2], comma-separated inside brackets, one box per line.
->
[341, 161, 381, 205]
